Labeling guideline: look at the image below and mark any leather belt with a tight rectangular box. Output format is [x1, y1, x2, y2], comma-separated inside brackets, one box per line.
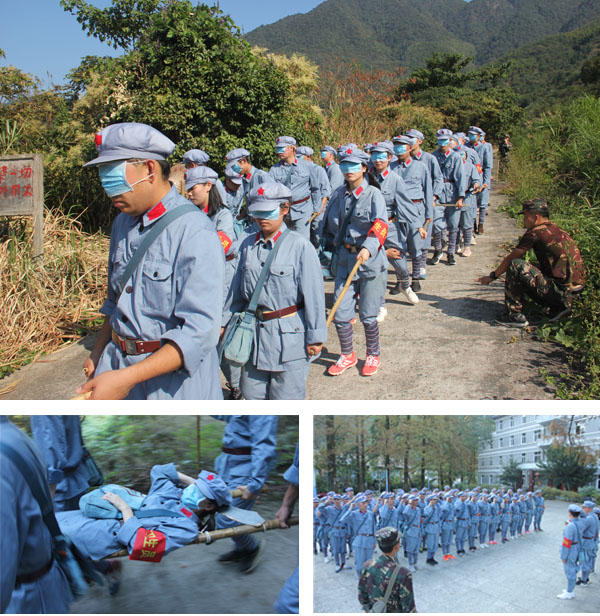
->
[412, 199, 423, 203]
[255, 302, 304, 321]
[388, 216, 397, 223]
[334, 526, 346, 529]
[226, 253, 236, 262]
[443, 179, 453, 183]
[343, 244, 361, 254]
[15, 555, 54, 587]
[112, 330, 161, 355]
[360, 533, 374, 536]
[291, 196, 310, 206]
[222, 446, 251, 455]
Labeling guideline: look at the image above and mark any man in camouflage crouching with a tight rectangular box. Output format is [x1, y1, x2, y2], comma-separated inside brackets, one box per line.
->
[358, 527, 416, 613]
[476, 198, 585, 328]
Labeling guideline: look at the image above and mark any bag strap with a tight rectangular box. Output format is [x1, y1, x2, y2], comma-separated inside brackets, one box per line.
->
[116, 204, 199, 296]
[247, 228, 291, 314]
[381, 564, 403, 609]
[134, 508, 185, 519]
[0, 442, 62, 538]
[283, 163, 294, 187]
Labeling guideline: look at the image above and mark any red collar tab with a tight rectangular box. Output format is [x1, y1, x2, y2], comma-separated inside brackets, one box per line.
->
[382, 169, 389, 178]
[327, 162, 332, 168]
[415, 151, 422, 159]
[147, 202, 166, 221]
[203, 204, 209, 214]
[294, 158, 298, 164]
[353, 185, 364, 198]
[245, 172, 252, 181]
[181, 507, 193, 518]
[444, 150, 451, 158]
[404, 157, 412, 167]
[272, 230, 283, 243]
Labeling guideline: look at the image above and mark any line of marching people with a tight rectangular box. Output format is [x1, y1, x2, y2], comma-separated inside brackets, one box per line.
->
[314, 486, 549, 577]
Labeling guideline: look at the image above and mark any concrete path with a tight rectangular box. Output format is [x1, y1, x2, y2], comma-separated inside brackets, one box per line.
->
[313, 499, 599, 613]
[70, 494, 298, 614]
[0, 184, 565, 400]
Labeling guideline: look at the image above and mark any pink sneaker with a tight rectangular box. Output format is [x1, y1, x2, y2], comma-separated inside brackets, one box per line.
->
[328, 352, 358, 376]
[361, 355, 380, 377]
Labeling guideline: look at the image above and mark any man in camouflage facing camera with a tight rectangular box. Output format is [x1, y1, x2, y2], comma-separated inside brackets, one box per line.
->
[358, 526, 416, 613]
[476, 198, 585, 328]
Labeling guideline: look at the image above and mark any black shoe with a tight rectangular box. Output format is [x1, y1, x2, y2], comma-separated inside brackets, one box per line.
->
[411, 279, 421, 292]
[478, 223, 484, 234]
[228, 386, 243, 400]
[495, 311, 529, 328]
[426, 558, 436, 566]
[239, 539, 265, 574]
[218, 549, 248, 563]
[576, 578, 589, 586]
[404, 551, 408, 558]
[428, 250, 443, 265]
[432, 558, 439, 565]
[390, 281, 402, 295]
[447, 253, 456, 266]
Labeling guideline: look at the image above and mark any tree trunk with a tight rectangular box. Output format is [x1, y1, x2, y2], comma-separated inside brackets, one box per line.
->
[326, 416, 336, 490]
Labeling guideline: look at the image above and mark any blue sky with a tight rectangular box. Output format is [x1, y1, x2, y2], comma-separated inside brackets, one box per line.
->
[1, 0, 323, 86]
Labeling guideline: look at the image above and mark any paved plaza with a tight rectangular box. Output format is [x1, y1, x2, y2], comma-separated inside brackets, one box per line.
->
[313, 499, 599, 613]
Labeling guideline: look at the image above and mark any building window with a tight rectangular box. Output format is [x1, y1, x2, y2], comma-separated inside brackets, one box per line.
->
[500, 437, 504, 447]
[522, 453, 526, 463]
[499, 455, 503, 465]
[534, 429, 541, 441]
[499, 420, 503, 430]
[510, 417, 514, 427]
[534, 451, 541, 463]
[522, 416, 527, 423]
[510, 435, 515, 446]
[522, 433, 527, 444]
[576, 422, 586, 435]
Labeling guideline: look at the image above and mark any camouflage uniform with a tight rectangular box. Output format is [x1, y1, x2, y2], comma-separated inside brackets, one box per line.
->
[505, 222, 585, 314]
[358, 553, 416, 613]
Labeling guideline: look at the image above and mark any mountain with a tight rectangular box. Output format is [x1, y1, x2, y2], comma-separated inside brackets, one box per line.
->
[487, 17, 600, 112]
[244, 0, 600, 72]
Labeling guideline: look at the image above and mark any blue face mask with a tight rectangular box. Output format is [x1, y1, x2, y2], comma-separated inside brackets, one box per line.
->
[340, 162, 363, 174]
[394, 145, 408, 155]
[437, 139, 450, 147]
[181, 484, 206, 510]
[251, 208, 281, 220]
[320, 151, 328, 159]
[276, 146, 287, 154]
[231, 162, 242, 174]
[371, 152, 388, 162]
[468, 133, 477, 142]
[98, 161, 153, 197]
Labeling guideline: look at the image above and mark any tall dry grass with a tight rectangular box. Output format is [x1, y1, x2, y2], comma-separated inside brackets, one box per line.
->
[0, 209, 108, 378]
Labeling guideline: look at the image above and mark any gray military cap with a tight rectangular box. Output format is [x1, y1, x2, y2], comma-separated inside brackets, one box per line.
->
[371, 141, 394, 154]
[376, 526, 400, 552]
[183, 149, 210, 165]
[583, 500, 596, 508]
[275, 136, 296, 147]
[393, 135, 413, 146]
[224, 164, 243, 185]
[339, 146, 369, 165]
[85, 122, 175, 167]
[226, 148, 251, 164]
[184, 166, 218, 191]
[406, 128, 424, 141]
[321, 145, 337, 156]
[437, 128, 454, 139]
[297, 146, 314, 157]
[247, 182, 292, 214]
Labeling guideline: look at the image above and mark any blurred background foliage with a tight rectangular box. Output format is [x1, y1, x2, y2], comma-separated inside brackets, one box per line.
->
[9, 415, 298, 493]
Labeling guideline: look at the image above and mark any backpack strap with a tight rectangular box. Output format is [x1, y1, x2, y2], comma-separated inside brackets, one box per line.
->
[134, 508, 185, 519]
[116, 204, 199, 297]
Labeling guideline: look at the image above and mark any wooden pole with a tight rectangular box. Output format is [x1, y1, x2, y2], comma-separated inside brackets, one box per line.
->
[326, 257, 363, 328]
[103, 516, 298, 558]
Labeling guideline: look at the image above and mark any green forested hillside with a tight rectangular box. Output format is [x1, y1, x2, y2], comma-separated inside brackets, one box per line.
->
[245, 0, 600, 72]
[487, 18, 600, 113]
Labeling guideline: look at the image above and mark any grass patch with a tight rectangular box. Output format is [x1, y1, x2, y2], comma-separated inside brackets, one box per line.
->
[0, 209, 108, 381]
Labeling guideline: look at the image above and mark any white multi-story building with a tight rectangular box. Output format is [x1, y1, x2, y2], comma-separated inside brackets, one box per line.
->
[478, 415, 600, 490]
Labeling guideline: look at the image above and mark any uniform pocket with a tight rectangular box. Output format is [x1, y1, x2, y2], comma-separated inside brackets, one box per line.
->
[141, 258, 174, 313]
[279, 315, 306, 363]
[268, 264, 296, 300]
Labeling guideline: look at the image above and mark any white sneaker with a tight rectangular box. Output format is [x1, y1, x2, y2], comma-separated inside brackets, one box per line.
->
[376, 306, 388, 323]
[324, 556, 329, 564]
[414, 564, 421, 570]
[402, 287, 419, 304]
[462, 247, 472, 257]
[556, 590, 574, 600]
[409, 565, 416, 573]
[471, 235, 477, 245]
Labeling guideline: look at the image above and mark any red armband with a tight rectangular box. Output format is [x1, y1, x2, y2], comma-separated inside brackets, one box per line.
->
[476, 163, 483, 174]
[130, 528, 167, 562]
[367, 219, 388, 246]
[562, 537, 572, 549]
[217, 231, 233, 255]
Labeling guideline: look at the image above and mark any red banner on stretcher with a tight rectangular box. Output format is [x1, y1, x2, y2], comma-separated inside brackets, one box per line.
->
[130, 528, 167, 562]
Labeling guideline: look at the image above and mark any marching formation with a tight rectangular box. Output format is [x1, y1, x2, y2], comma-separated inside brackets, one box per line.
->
[78, 121, 497, 400]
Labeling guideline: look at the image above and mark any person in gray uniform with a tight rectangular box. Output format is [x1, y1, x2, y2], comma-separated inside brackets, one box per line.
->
[577, 500, 599, 586]
[423, 494, 441, 565]
[340, 494, 377, 579]
[321, 145, 344, 191]
[182, 148, 228, 202]
[557, 503, 585, 600]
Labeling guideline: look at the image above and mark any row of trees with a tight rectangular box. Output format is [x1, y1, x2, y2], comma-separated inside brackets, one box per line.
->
[313, 415, 495, 492]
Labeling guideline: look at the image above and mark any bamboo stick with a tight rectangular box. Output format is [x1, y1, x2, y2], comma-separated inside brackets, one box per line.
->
[326, 257, 363, 327]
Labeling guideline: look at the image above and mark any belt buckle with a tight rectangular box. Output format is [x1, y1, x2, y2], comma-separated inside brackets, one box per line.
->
[123, 338, 138, 355]
[255, 307, 265, 321]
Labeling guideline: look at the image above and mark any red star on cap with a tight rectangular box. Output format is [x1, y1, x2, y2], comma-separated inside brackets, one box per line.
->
[347, 149, 352, 154]
[258, 186, 265, 195]
[277, 138, 280, 143]
[95, 133, 102, 146]
[207, 474, 214, 481]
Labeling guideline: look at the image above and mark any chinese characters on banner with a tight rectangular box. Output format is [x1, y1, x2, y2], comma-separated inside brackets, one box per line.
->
[0, 154, 44, 257]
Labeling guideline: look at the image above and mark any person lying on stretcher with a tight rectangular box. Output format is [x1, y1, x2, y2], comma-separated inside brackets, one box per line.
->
[57, 464, 231, 563]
